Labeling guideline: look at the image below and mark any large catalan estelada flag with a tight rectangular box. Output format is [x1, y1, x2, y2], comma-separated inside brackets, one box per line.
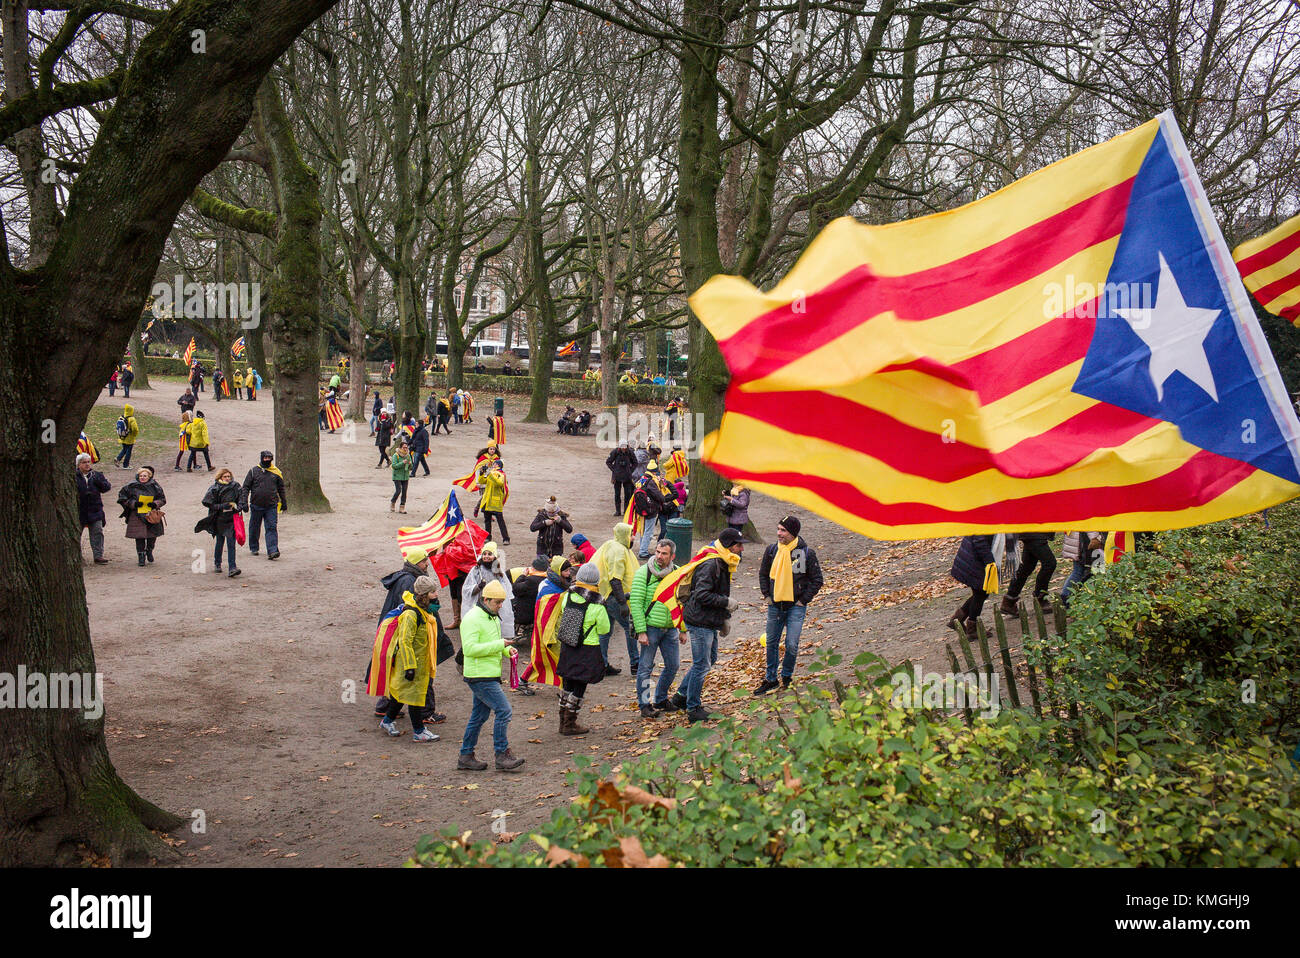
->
[398, 490, 468, 558]
[231, 336, 246, 358]
[690, 111, 1300, 538]
[365, 606, 404, 697]
[523, 585, 565, 687]
[77, 432, 99, 463]
[1234, 212, 1300, 326]
[182, 337, 196, 366]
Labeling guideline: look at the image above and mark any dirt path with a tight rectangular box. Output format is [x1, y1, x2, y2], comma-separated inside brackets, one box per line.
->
[86, 382, 1051, 866]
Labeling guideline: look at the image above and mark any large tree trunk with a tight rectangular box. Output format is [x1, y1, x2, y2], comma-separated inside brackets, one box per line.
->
[346, 309, 367, 419]
[130, 326, 151, 388]
[677, 0, 734, 541]
[0, 0, 338, 866]
[255, 78, 330, 513]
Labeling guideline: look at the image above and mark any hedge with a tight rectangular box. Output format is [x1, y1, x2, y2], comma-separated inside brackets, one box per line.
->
[411, 373, 681, 405]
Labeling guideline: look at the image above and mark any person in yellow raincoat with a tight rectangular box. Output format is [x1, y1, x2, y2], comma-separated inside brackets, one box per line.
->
[594, 522, 639, 679]
[479, 465, 509, 545]
[379, 576, 442, 741]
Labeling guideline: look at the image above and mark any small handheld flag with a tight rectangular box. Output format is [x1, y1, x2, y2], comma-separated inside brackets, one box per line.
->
[182, 337, 196, 366]
[231, 336, 246, 358]
[77, 432, 99, 463]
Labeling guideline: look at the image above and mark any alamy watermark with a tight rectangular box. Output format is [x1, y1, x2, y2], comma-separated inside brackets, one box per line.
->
[151, 275, 260, 329]
[1042, 277, 1154, 324]
[594, 404, 705, 456]
[0, 667, 103, 720]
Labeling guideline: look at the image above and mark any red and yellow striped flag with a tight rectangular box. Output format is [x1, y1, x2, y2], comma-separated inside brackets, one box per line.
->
[522, 588, 565, 687]
[652, 543, 726, 629]
[1234, 212, 1300, 325]
[623, 489, 644, 542]
[490, 416, 506, 445]
[666, 449, 689, 482]
[182, 337, 196, 366]
[691, 113, 1300, 539]
[77, 433, 99, 463]
[365, 607, 403, 697]
[324, 397, 344, 431]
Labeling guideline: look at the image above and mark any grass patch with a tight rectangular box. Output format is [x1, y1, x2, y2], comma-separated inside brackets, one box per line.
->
[84, 403, 181, 468]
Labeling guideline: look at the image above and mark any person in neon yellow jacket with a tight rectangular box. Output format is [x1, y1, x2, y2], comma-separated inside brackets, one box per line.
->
[594, 522, 639, 678]
[456, 580, 526, 771]
[379, 578, 442, 742]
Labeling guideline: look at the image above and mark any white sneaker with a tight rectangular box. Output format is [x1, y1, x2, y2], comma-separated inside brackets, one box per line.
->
[412, 728, 440, 742]
[379, 718, 402, 737]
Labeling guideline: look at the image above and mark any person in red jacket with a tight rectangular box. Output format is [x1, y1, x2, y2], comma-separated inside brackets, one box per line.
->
[570, 533, 596, 563]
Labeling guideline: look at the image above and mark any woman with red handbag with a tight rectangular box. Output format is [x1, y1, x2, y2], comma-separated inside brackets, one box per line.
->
[202, 468, 243, 577]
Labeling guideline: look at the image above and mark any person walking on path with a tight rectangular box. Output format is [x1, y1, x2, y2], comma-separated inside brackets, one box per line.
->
[232, 370, 244, 400]
[117, 465, 165, 567]
[370, 390, 382, 435]
[593, 523, 639, 677]
[371, 546, 451, 721]
[107, 367, 119, 397]
[605, 441, 637, 516]
[186, 410, 213, 472]
[409, 419, 431, 477]
[375, 412, 394, 468]
[119, 363, 134, 398]
[555, 562, 612, 736]
[948, 535, 998, 638]
[389, 438, 413, 513]
[174, 410, 194, 472]
[753, 516, 823, 694]
[631, 539, 682, 718]
[999, 532, 1058, 615]
[113, 404, 139, 469]
[240, 450, 287, 559]
[479, 465, 509, 545]
[435, 392, 453, 435]
[1060, 532, 1102, 608]
[76, 453, 112, 565]
[529, 496, 572, 558]
[201, 468, 243, 577]
[462, 542, 516, 640]
[456, 580, 526, 771]
[721, 483, 750, 537]
[378, 576, 444, 742]
[178, 387, 197, 416]
[670, 528, 744, 723]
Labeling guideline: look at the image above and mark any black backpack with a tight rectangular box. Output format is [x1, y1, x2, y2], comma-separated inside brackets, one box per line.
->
[632, 486, 656, 518]
[557, 596, 595, 648]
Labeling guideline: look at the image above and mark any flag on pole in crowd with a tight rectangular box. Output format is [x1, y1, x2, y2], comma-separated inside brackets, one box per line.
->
[77, 432, 99, 463]
[523, 587, 565, 687]
[231, 336, 246, 358]
[622, 489, 644, 542]
[1233, 211, 1300, 326]
[490, 416, 506, 445]
[365, 606, 404, 697]
[690, 111, 1300, 539]
[1104, 531, 1131, 565]
[324, 394, 345, 431]
[221, 377, 230, 397]
[652, 542, 728, 629]
[397, 490, 469, 559]
[182, 337, 196, 366]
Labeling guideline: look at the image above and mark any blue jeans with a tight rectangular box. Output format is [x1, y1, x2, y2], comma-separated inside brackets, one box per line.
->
[765, 603, 806, 683]
[214, 529, 237, 569]
[679, 626, 718, 711]
[1061, 560, 1091, 604]
[637, 626, 680, 706]
[115, 443, 133, 467]
[249, 505, 278, 554]
[603, 603, 636, 675]
[637, 521, 658, 557]
[461, 679, 512, 755]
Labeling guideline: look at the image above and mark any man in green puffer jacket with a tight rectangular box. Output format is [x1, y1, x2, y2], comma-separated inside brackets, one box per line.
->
[630, 539, 683, 719]
[456, 580, 526, 772]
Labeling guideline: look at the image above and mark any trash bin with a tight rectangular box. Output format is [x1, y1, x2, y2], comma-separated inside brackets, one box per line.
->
[666, 517, 693, 563]
[494, 396, 504, 417]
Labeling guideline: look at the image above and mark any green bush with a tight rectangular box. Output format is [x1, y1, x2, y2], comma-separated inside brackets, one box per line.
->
[416, 373, 678, 405]
[1055, 506, 1300, 749]
[409, 651, 1300, 867]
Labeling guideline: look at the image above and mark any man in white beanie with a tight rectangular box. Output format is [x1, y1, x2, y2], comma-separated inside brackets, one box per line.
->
[462, 541, 515, 638]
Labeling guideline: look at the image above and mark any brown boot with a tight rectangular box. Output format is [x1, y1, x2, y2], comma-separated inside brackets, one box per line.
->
[946, 604, 967, 630]
[449, 599, 461, 630]
[457, 751, 487, 771]
[495, 748, 525, 771]
[1035, 592, 1054, 613]
[558, 698, 574, 734]
[562, 695, 589, 736]
[963, 617, 978, 639]
[999, 596, 1019, 616]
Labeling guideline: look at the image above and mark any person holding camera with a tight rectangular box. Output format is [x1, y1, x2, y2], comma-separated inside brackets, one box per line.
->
[721, 483, 749, 536]
[529, 496, 572, 558]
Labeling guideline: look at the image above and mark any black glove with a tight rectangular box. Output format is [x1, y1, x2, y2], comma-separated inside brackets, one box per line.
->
[280, 501, 288, 512]
[404, 669, 415, 681]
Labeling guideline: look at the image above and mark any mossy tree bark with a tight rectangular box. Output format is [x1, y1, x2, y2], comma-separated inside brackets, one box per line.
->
[0, 0, 338, 866]
[130, 325, 151, 388]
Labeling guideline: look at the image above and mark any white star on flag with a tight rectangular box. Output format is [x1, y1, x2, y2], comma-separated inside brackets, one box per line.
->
[1115, 252, 1221, 403]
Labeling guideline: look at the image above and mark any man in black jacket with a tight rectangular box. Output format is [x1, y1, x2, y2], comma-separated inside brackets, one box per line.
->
[76, 453, 112, 564]
[999, 532, 1057, 615]
[605, 441, 637, 515]
[753, 515, 824, 694]
[671, 527, 744, 723]
[239, 450, 287, 559]
[177, 388, 197, 414]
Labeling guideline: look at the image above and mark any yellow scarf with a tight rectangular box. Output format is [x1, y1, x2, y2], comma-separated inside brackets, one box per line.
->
[770, 538, 797, 602]
[265, 464, 286, 512]
[715, 542, 741, 572]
